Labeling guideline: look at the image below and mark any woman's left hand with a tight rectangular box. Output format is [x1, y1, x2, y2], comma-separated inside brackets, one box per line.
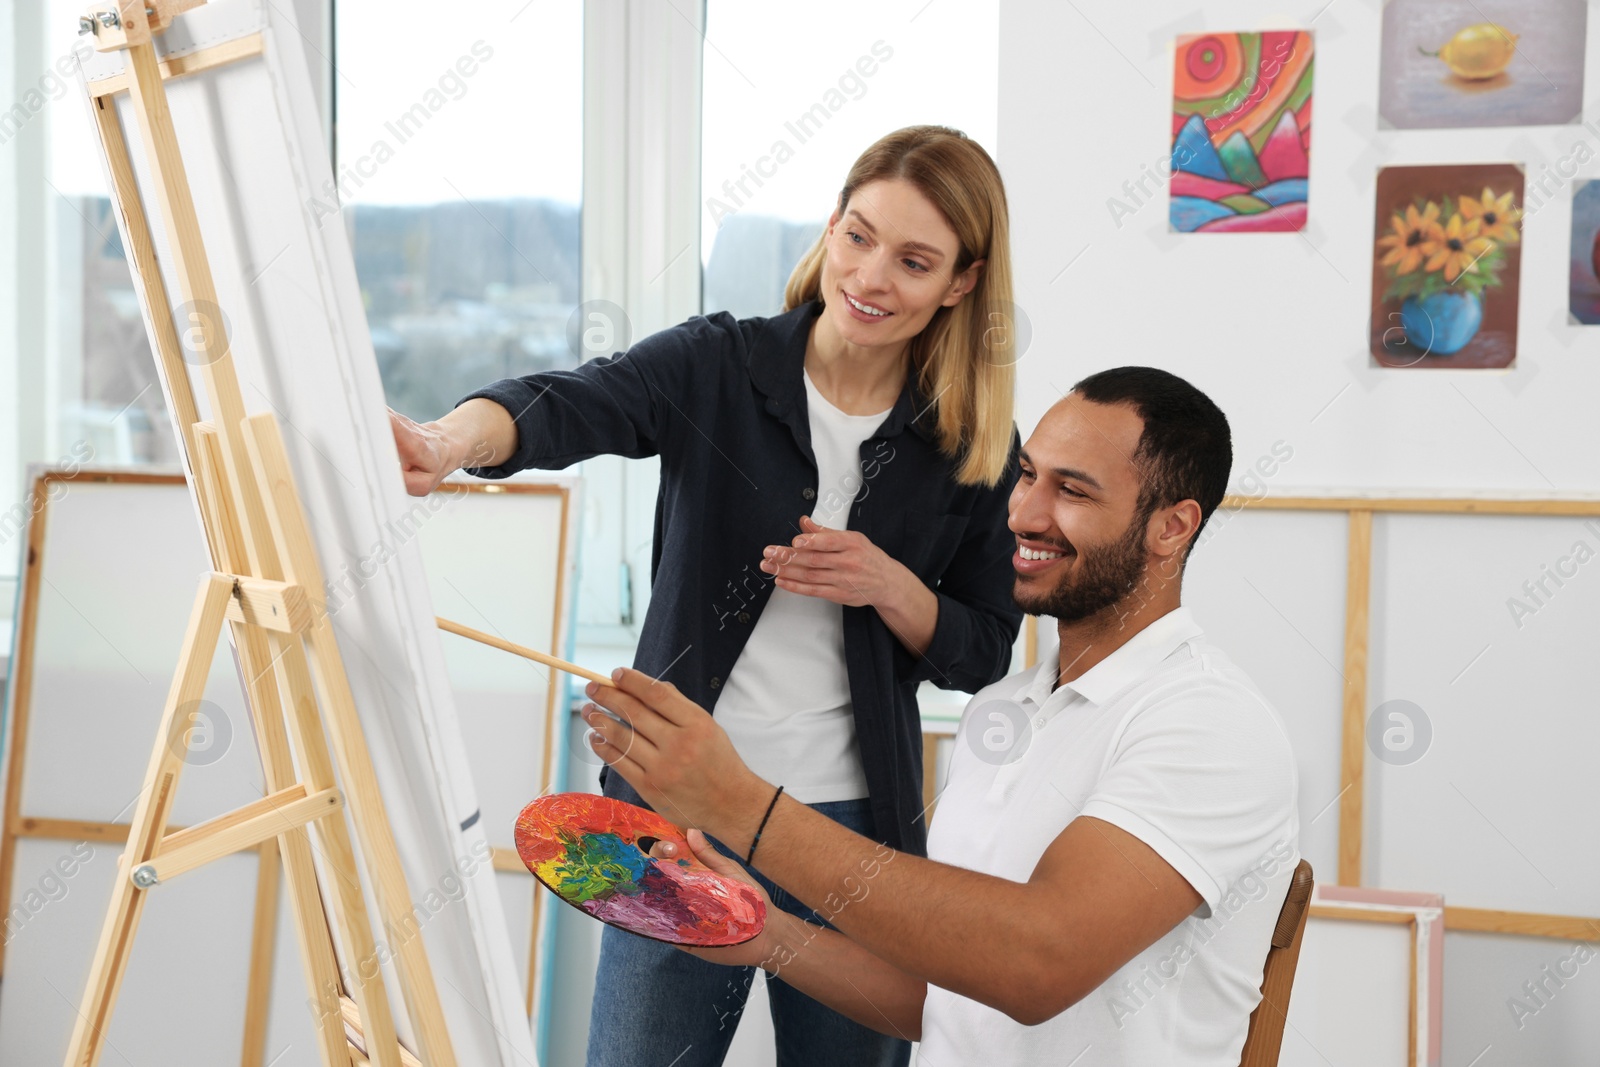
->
[762, 516, 913, 609]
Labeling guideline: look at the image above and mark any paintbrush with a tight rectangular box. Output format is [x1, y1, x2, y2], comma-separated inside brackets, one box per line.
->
[435, 616, 617, 688]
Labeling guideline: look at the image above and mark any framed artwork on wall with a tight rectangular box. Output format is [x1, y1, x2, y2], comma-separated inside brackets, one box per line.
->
[1169, 30, 1313, 233]
[1569, 180, 1600, 325]
[1377, 0, 1588, 130]
[1369, 163, 1524, 369]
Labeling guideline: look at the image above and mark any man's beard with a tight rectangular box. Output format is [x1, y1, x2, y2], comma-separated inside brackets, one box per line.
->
[1013, 513, 1149, 622]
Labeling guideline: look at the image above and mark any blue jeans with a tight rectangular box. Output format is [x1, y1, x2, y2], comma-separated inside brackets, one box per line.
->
[583, 782, 912, 1067]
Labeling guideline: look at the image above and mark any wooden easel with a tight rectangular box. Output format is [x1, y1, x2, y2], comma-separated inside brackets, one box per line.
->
[66, 3, 456, 1064]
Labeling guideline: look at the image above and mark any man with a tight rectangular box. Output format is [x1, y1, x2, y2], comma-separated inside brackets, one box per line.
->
[581, 367, 1300, 1065]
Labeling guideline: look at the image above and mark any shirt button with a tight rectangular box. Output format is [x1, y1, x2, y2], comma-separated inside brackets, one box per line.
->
[737, 612, 751, 624]
[709, 676, 722, 690]
[1035, 716, 1047, 728]
[802, 487, 816, 500]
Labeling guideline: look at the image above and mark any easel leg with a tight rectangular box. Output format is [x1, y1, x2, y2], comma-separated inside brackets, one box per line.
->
[237, 624, 358, 1067]
[195, 427, 374, 1067]
[241, 837, 281, 1067]
[268, 632, 404, 1067]
[64, 573, 234, 1067]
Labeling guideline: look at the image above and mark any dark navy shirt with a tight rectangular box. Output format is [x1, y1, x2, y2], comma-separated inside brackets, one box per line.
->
[462, 300, 1022, 855]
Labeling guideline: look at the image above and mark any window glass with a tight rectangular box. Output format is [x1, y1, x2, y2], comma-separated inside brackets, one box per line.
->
[45, 0, 174, 466]
[700, 0, 999, 319]
[333, 0, 583, 421]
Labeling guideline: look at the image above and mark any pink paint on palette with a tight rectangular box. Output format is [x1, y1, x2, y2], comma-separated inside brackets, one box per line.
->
[514, 792, 766, 946]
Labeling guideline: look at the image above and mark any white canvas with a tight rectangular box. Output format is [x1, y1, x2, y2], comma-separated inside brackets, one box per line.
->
[1281, 917, 1413, 1066]
[1367, 512, 1600, 916]
[419, 476, 582, 1034]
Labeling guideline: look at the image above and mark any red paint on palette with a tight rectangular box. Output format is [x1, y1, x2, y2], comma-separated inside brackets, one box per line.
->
[514, 792, 766, 947]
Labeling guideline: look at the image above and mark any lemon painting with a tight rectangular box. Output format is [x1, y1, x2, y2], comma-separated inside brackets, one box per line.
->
[1378, 0, 1586, 129]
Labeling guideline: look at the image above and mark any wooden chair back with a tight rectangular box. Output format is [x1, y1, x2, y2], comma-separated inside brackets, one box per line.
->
[1238, 860, 1315, 1067]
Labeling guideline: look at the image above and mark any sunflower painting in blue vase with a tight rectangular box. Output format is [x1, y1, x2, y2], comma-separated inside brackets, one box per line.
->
[1371, 163, 1523, 369]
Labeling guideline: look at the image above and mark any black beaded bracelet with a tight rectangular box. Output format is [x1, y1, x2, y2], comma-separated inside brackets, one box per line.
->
[746, 784, 785, 865]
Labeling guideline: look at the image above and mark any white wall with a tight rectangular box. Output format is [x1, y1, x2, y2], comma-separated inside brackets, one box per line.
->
[999, 0, 1600, 490]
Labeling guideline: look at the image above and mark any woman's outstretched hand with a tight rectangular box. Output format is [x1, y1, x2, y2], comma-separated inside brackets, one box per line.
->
[389, 408, 459, 496]
[389, 398, 518, 497]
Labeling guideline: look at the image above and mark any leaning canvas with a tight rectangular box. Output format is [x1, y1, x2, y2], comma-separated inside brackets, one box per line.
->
[71, 1, 536, 1062]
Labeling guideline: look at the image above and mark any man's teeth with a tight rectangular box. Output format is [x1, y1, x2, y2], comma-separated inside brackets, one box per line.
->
[847, 294, 889, 317]
[1019, 546, 1065, 561]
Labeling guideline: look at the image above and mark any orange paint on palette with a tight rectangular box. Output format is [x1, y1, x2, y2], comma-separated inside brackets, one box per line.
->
[514, 793, 766, 946]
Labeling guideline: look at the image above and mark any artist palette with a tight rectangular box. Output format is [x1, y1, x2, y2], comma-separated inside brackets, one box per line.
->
[514, 793, 766, 946]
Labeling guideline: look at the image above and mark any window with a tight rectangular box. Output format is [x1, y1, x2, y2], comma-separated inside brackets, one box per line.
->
[0, 1, 178, 610]
[332, 0, 583, 422]
[42, 0, 177, 469]
[700, 0, 1000, 318]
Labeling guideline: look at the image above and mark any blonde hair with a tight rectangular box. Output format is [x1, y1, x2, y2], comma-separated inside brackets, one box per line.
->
[784, 125, 1016, 487]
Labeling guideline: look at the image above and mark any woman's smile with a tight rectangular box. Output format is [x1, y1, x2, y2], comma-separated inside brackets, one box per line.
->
[843, 291, 894, 320]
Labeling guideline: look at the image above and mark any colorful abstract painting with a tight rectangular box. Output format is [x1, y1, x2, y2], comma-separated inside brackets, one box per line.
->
[1169, 31, 1313, 233]
[1378, 0, 1587, 130]
[514, 792, 766, 946]
[1570, 180, 1600, 325]
[1369, 164, 1524, 368]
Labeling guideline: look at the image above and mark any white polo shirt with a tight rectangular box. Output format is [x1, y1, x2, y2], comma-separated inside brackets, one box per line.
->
[921, 606, 1300, 1067]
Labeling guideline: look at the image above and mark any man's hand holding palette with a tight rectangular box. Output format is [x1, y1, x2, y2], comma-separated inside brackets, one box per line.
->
[514, 792, 767, 946]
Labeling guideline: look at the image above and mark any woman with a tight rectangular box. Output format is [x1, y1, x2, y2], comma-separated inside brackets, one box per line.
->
[391, 125, 1021, 1067]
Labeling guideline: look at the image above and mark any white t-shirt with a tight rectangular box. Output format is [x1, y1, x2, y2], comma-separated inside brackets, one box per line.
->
[715, 371, 891, 804]
[921, 606, 1300, 1066]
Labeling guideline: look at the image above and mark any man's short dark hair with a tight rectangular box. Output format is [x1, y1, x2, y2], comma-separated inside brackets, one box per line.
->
[1070, 366, 1232, 556]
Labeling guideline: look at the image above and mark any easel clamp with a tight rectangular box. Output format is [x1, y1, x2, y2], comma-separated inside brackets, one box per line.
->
[225, 573, 313, 633]
[79, 1, 207, 50]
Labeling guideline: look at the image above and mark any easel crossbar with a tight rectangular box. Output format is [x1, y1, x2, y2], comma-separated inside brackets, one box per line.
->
[137, 785, 341, 885]
[86, 32, 263, 97]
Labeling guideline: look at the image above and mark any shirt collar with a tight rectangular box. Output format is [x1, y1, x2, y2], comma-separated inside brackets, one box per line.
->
[746, 300, 937, 445]
[1019, 606, 1205, 708]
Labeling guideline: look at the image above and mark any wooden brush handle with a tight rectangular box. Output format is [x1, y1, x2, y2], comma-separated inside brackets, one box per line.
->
[435, 616, 616, 687]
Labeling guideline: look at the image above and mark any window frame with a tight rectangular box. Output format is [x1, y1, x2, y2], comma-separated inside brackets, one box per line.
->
[575, 0, 705, 648]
